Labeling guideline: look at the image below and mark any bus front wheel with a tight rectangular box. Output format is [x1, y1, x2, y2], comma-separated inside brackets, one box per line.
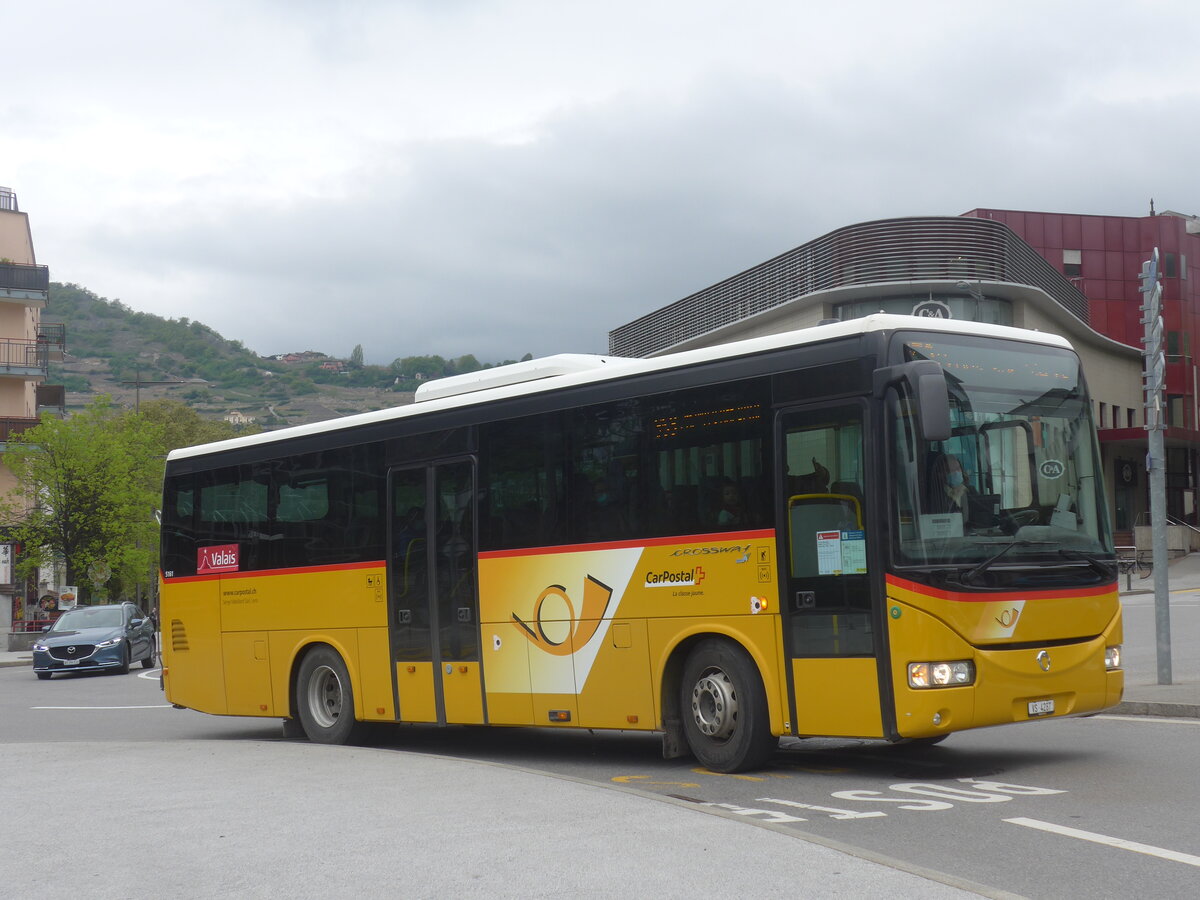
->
[680, 639, 776, 773]
[296, 646, 362, 745]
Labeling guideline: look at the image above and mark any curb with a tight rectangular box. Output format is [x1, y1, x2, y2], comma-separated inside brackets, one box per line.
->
[1112, 699, 1200, 718]
[0, 659, 30, 669]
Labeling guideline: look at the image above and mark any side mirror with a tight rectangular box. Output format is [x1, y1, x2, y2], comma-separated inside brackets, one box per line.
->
[874, 360, 951, 442]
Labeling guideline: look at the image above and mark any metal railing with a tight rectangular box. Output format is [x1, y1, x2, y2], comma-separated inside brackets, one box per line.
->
[0, 338, 49, 372]
[0, 416, 39, 442]
[609, 216, 1092, 358]
[0, 261, 50, 293]
[37, 322, 65, 346]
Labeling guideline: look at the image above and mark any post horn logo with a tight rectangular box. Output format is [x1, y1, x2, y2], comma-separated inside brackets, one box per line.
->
[512, 575, 614, 656]
[1036, 650, 1051, 672]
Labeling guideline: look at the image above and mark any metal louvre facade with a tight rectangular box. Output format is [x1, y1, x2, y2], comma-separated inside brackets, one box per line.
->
[609, 216, 1091, 358]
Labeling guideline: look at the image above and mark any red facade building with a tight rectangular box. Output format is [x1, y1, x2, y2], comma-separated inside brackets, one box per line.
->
[965, 206, 1200, 531]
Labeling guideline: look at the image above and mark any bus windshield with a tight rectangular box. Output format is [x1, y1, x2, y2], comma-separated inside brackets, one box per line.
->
[891, 332, 1114, 577]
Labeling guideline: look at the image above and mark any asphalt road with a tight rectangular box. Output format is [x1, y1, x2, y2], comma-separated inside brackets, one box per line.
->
[3, 665, 1198, 898]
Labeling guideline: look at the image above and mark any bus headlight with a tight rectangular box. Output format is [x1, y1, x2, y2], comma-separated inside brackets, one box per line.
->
[908, 660, 975, 688]
[1105, 645, 1121, 670]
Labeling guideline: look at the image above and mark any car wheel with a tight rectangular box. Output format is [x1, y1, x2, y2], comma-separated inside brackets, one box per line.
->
[36, 672, 51, 680]
[116, 647, 131, 675]
[680, 638, 776, 773]
[296, 646, 362, 745]
[141, 650, 156, 669]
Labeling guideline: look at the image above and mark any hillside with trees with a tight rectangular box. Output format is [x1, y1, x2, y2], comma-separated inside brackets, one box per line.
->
[43, 283, 532, 428]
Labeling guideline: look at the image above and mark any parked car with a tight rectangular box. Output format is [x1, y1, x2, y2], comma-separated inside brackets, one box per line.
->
[32, 603, 156, 679]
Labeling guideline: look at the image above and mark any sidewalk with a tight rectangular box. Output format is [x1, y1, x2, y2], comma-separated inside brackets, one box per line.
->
[4, 560, 1197, 715]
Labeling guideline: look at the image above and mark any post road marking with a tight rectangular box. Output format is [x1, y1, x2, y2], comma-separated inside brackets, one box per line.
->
[1005, 818, 1200, 868]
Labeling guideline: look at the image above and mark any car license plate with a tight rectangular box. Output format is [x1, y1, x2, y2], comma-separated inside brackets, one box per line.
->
[1028, 698, 1054, 717]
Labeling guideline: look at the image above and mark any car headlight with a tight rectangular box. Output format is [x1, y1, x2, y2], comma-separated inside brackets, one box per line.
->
[32, 643, 48, 652]
[908, 660, 975, 688]
[95, 637, 123, 648]
[1105, 645, 1121, 670]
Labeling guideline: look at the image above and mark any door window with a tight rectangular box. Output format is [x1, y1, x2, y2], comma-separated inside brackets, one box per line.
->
[782, 406, 873, 656]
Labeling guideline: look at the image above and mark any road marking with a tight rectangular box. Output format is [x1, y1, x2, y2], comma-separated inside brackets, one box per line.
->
[1095, 715, 1200, 726]
[1005, 818, 1200, 867]
[32, 705, 174, 710]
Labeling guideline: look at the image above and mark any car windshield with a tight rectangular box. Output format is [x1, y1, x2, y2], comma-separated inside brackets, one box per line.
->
[51, 607, 122, 631]
[891, 332, 1114, 576]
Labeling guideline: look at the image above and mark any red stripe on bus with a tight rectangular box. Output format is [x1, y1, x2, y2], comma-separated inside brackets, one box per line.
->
[886, 573, 1117, 603]
[478, 529, 776, 559]
[161, 559, 385, 584]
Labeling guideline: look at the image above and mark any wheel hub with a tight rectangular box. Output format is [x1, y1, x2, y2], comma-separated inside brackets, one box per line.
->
[307, 665, 344, 729]
[690, 667, 738, 740]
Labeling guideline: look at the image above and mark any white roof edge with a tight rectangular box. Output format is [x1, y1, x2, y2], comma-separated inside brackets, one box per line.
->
[414, 353, 623, 402]
[167, 315, 1074, 462]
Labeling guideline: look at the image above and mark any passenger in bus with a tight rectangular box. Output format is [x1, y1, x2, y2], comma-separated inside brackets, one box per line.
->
[788, 457, 830, 495]
[715, 478, 746, 528]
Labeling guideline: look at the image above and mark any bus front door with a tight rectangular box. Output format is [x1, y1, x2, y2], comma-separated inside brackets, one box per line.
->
[388, 460, 484, 725]
[778, 403, 885, 738]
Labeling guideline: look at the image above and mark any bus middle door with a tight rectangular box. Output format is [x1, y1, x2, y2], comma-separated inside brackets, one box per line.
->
[388, 460, 484, 725]
[778, 403, 885, 738]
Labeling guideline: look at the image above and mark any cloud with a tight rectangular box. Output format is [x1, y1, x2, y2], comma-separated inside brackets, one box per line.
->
[7, 1, 1200, 365]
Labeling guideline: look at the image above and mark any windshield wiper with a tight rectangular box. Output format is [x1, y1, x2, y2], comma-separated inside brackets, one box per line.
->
[1058, 549, 1118, 580]
[961, 540, 1056, 584]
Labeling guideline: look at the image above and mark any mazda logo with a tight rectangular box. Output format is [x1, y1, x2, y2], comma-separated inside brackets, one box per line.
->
[67, 646, 77, 655]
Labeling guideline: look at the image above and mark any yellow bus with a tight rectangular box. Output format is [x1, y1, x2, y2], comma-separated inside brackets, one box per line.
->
[159, 315, 1123, 772]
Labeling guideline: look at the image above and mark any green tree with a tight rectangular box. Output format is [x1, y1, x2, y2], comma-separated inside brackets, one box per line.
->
[138, 398, 256, 448]
[1, 397, 164, 602]
[349, 344, 365, 369]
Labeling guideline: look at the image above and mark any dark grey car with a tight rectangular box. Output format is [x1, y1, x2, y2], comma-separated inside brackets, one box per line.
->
[32, 603, 156, 679]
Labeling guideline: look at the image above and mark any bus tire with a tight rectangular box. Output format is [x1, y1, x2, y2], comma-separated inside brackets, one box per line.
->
[296, 646, 361, 745]
[680, 639, 776, 773]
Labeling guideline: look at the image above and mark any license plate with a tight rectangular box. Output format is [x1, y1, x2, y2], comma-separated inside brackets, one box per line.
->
[62, 659, 79, 666]
[1028, 699, 1054, 717]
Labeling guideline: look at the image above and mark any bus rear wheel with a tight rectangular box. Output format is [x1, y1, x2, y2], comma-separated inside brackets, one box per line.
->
[296, 646, 362, 745]
[680, 639, 776, 773]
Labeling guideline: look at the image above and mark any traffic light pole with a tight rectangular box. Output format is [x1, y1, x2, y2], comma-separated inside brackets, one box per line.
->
[1140, 249, 1172, 684]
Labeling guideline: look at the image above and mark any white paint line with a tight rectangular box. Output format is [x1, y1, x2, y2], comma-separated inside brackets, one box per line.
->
[32, 705, 174, 710]
[1094, 715, 1200, 726]
[1005, 817, 1200, 868]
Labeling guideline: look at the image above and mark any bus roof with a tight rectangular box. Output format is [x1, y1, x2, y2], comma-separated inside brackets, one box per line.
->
[167, 314, 1074, 462]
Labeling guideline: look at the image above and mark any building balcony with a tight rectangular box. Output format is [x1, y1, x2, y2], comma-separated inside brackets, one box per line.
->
[0, 338, 50, 377]
[0, 261, 50, 306]
[36, 322, 66, 361]
[37, 383, 66, 417]
[0, 416, 39, 444]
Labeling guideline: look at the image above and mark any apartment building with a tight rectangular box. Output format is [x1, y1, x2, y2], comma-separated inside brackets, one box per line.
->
[0, 187, 66, 631]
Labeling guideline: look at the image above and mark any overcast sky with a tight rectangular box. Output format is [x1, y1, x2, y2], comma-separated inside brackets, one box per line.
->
[4, 0, 1199, 365]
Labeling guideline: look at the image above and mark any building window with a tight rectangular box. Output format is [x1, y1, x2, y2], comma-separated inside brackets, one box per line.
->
[1063, 249, 1082, 277]
[1128, 408, 1136, 428]
[1168, 395, 1186, 428]
[1164, 252, 1178, 278]
[1113, 406, 1121, 428]
[1099, 403, 1108, 429]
